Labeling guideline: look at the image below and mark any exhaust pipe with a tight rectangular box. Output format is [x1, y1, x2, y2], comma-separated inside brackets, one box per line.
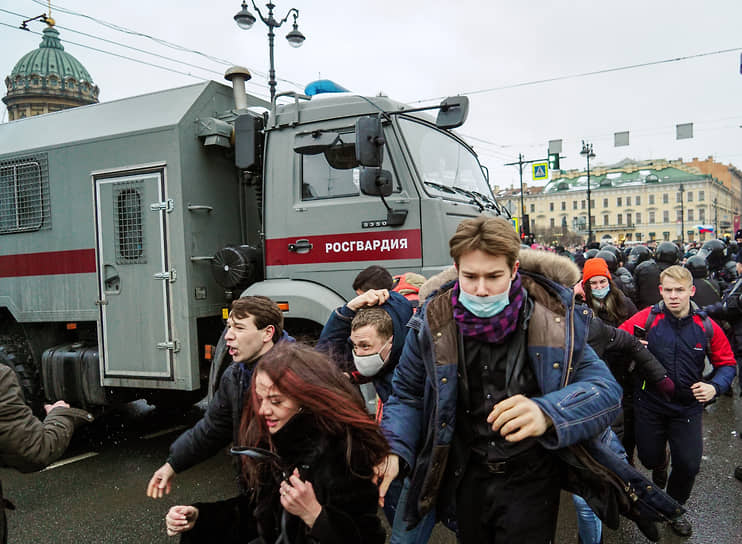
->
[224, 66, 252, 110]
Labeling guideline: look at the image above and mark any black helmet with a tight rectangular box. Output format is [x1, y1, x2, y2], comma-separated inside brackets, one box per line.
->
[655, 242, 680, 265]
[595, 250, 618, 273]
[600, 245, 622, 265]
[727, 241, 739, 259]
[699, 239, 726, 269]
[684, 255, 708, 279]
[585, 248, 600, 260]
[627, 245, 652, 267]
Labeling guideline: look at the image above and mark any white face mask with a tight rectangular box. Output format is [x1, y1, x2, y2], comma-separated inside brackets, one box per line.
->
[352, 338, 392, 377]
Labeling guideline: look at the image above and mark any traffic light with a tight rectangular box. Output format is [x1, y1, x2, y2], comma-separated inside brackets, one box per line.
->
[548, 152, 560, 170]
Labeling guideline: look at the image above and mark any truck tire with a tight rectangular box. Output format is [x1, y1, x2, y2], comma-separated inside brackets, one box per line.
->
[207, 327, 230, 403]
[0, 337, 44, 416]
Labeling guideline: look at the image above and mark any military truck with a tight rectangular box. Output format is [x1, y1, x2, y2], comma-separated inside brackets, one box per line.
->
[0, 71, 504, 412]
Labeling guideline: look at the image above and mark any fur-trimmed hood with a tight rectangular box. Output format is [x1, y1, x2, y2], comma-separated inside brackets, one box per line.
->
[418, 249, 581, 302]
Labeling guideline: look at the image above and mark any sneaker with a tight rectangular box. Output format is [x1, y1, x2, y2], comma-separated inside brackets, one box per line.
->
[635, 518, 660, 542]
[735, 466, 742, 482]
[669, 514, 692, 537]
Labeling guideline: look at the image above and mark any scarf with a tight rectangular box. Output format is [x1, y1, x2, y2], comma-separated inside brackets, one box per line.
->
[451, 273, 525, 344]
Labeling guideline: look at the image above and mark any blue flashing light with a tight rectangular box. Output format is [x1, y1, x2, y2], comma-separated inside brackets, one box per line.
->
[304, 79, 349, 96]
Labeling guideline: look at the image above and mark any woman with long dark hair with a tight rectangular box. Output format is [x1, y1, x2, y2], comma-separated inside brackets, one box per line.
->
[582, 257, 637, 327]
[165, 342, 388, 544]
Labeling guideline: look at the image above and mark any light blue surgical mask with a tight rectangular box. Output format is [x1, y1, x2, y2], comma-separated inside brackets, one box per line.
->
[459, 281, 511, 318]
[592, 286, 610, 299]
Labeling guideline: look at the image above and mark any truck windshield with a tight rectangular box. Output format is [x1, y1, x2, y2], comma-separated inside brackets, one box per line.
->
[398, 117, 497, 211]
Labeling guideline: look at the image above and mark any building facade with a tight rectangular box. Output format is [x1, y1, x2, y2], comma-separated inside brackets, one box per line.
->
[497, 158, 741, 245]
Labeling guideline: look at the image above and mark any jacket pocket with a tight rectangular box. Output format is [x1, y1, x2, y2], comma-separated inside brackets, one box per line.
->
[558, 385, 597, 410]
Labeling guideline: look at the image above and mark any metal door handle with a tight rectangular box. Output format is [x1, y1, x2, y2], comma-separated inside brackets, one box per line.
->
[288, 239, 313, 253]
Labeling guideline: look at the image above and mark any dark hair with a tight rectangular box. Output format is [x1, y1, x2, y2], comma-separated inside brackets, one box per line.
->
[583, 278, 631, 326]
[449, 216, 520, 269]
[352, 265, 393, 292]
[351, 307, 393, 339]
[239, 343, 389, 491]
[230, 296, 284, 343]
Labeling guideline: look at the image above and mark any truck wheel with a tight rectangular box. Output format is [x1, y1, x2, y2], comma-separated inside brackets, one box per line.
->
[207, 327, 230, 403]
[0, 338, 44, 416]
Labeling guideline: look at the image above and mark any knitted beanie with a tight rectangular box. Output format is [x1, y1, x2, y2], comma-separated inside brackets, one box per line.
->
[583, 257, 611, 282]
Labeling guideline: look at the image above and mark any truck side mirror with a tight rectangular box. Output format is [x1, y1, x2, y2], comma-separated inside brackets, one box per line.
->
[436, 96, 469, 129]
[235, 113, 264, 170]
[355, 116, 385, 167]
[293, 131, 341, 155]
[359, 168, 393, 197]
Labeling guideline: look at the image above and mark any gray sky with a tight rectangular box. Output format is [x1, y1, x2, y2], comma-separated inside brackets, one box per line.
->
[2, 0, 741, 189]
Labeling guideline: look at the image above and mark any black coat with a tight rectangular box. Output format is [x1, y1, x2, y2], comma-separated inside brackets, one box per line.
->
[181, 412, 385, 544]
[168, 362, 251, 489]
[692, 278, 722, 308]
[587, 316, 666, 385]
[634, 260, 661, 310]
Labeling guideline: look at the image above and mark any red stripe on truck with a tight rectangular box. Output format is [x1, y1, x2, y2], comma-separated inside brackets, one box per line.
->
[265, 229, 422, 266]
[0, 249, 96, 277]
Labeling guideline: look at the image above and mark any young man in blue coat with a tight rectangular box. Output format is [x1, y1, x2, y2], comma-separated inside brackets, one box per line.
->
[374, 216, 684, 544]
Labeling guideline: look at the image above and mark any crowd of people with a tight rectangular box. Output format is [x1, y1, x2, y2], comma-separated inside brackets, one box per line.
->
[143, 217, 742, 544]
[4, 216, 740, 544]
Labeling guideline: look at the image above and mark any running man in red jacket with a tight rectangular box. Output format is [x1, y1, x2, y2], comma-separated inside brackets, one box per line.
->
[619, 265, 736, 537]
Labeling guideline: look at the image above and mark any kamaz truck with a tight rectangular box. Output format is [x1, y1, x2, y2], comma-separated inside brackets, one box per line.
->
[0, 69, 504, 412]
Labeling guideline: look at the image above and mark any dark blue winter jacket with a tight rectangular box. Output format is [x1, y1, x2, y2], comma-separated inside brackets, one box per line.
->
[619, 305, 736, 412]
[317, 291, 413, 402]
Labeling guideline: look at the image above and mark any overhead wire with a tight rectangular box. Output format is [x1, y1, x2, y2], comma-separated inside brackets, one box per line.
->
[0, 14, 293, 97]
[27, 0, 306, 90]
[411, 46, 742, 104]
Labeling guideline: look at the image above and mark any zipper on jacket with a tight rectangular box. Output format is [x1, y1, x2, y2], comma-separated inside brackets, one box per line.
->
[562, 290, 578, 387]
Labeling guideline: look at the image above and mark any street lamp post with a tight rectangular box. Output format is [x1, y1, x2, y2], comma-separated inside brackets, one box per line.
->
[234, 1, 306, 103]
[680, 183, 685, 245]
[580, 141, 595, 245]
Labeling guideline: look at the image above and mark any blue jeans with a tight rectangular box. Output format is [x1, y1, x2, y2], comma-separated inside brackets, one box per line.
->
[573, 495, 602, 544]
[573, 429, 628, 543]
[390, 477, 436, 544]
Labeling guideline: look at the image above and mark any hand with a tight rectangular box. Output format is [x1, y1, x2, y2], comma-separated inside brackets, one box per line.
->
[654, 376, 676, 400]
[165, 505, 198, 536]
[347, 289, 390, 311]
[372, 454, 399, 507]
[44, 400, 70, 414]
[279, 468, 322, 528]
[487, 394, 550, 442]
[691, 382, 716, 403]
[147, 462, 175, 498]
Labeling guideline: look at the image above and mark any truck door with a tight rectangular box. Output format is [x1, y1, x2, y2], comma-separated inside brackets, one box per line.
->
[94, 169, 174, 379]
[265, 126, 422, 299]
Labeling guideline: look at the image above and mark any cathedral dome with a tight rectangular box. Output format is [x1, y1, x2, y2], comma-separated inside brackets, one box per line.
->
[3, 24, 99, 120]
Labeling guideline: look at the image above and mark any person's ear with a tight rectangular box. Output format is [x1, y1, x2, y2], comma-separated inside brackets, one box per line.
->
[263, 324, 275, 342]
[511, 260, 520, 280]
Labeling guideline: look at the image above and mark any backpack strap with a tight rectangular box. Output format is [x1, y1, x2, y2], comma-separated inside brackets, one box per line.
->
[644, 302, 663, 330]
[690, 301, 714, 356]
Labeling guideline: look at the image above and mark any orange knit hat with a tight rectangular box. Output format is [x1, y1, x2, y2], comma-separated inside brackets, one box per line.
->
[583, 257, 611, 282]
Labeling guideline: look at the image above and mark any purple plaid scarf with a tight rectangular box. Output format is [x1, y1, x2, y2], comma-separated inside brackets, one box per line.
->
[451, 273, 525, 344]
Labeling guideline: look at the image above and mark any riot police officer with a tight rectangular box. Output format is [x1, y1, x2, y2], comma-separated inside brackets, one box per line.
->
[685, 255, 722, 307]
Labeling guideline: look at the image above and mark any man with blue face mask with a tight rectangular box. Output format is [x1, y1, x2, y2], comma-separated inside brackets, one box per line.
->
[375, 216, 685, 544]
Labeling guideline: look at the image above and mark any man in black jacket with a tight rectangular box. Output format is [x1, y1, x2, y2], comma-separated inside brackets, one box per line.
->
[146, 296, 284, 498]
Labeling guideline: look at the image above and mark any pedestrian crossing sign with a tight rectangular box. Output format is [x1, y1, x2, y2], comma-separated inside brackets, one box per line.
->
[533, 162, 549, 180]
